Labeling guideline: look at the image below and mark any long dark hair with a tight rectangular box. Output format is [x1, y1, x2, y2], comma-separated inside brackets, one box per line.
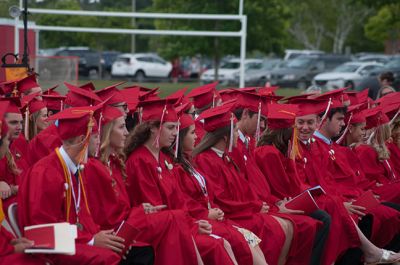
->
[257, 127, 292, 156]
[124, 120, 160, 157]
[192, 125, 231, 157]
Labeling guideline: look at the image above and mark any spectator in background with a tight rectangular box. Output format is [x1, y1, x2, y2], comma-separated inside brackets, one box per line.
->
[376, 72, 396, 99]
[171, 58, 181, 84]
[189, 57, 201, 80]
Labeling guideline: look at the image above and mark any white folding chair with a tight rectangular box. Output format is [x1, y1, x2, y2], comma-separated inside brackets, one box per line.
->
[7, 202, 22, 238]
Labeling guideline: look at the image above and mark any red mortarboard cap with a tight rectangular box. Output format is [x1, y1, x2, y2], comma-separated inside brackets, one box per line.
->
[187, 82, 219, 109]
[375, 91, 400, 106]
[267, 104, 298, 130]
[64, 82, 102, 107]
[238, 87, 258, 93]
[166, 87, 188, 104]
[123, 85, 154, 92]
[47, 106, 98, 140]
[102, 106, 124, 125]
[79, 82, 96, 91]
[364, 107, 390, 129]
[288, 98, 326, 117]
[139, 99, 178, 123]
[95, 82, 126, 105]
[175, 103, 194, 130]
[120, 88, 140, 113]
[284, 93, 316, 102]
[345, 89, 369, 105]
[346, 103, 368, 124]
[311, 88, 348, 108]
[1, 97, 22, 114]
[42, 94, 66, 111]
[196, 100, 237, 132]
[42, 85, 60, 96]
[382, 102, 400, 120]
[0, 80, 18, 96]
[138, 88, 160, 101]
[16, 74, 40, 94]
[21, 92, 47, 114]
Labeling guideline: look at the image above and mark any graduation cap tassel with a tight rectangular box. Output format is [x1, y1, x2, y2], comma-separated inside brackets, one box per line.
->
[289, 126, 301, 160]
[24, 107, 30, 140]
[318, 98, 332, 130]
[367, 128, 377, 145]
[390, 108, 400, 125]
[153, 105, 167, 149]
[60, 100, 64, 111]
[212, 93, 216, 108]
[174, 118, 181, 159]
[138, 107, 143, 124]
[255, 102, 262, 143]
[336, 113, 353, 145]
[228, 113, 234, 153]
[95, 112, 103, 158]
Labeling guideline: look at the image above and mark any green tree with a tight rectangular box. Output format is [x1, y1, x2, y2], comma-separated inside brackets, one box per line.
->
[365, 3, 400, 50]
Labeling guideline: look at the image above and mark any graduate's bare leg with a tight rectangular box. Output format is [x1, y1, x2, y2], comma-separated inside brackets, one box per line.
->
[193, 237, 204, 265]
[353, 220, 400, 263]
[271, 216, 293, 265]
[222, 238, 239, 265]
[250, 245, 268, 265]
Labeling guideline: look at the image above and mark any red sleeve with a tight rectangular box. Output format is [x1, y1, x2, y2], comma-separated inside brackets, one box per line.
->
[194, 152, 262, 218]
[125, 152, 165, 206]
[355, 145, 389, 184]
[0, 228, 14, 256]
[254, 146, 302, 199]
[173, 165, 209, 219]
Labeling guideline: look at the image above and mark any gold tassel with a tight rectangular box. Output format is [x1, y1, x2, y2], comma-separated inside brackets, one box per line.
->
[289, 126, 302, 160]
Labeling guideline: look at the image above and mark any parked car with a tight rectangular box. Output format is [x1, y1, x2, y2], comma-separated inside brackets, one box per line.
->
[232, 58, 283, 86]
[268, 54, 352, 89]
[111, 53, 172, 81]
[200, 59, 263, 85]
[355, 54, 392, 64]
[312, 62, 384, 90]
[356, 56, 400, 97]
[54, 47, 102, 77]
[101, 51, 121, 78]
[284, 49, 325, 61]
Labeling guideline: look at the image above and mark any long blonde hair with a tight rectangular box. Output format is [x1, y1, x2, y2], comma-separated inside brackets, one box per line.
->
[100, 120, 127, 181]
[371, 123, 391, 160]
[28, 111, 41, 140]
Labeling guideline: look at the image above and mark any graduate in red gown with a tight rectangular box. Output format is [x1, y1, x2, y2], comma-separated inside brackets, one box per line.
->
[291, 90, 400, 264]
[18, 106, 129, 265]
[124, 99, 237, 265]
[187, 82, 221, 145]
[169, 111, 269, 265]
[0, 98, 25, 212]
[26, 83, 101, 167]
[191, 102, 321, 265]
[83, 105, 201, 265]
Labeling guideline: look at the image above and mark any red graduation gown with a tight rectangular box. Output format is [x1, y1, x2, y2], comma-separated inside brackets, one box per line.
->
[387, 142, 400, 175]
[308, 136, 400, 247]
[83, 156, 198, 265]
[173, 162, 253, 265]
[18, 151, 121, 265]
[194, 149, 319, 265]
[125, 145, 235, 265]
[25, 124, 62, 167]
[0, 227, 48, 265]
[254, 145, 361, 265]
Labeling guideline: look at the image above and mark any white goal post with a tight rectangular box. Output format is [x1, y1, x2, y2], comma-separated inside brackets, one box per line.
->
[15, 0, 248, 87]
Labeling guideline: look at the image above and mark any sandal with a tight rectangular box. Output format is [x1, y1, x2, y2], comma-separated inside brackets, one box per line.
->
[364, 249, 400, 265]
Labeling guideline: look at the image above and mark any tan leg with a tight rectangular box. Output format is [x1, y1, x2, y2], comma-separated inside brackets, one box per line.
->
[271, 216, 293, 265]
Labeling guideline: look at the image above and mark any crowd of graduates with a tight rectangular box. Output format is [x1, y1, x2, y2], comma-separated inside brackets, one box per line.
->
[0, 74, 399, 265]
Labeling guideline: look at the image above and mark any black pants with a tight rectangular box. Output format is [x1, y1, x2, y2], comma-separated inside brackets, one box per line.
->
[119, 246, 154, 265]
[309, 209, 331, 265]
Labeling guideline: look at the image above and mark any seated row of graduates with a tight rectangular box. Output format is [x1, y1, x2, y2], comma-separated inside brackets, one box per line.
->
[0, 76, 400, 265]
